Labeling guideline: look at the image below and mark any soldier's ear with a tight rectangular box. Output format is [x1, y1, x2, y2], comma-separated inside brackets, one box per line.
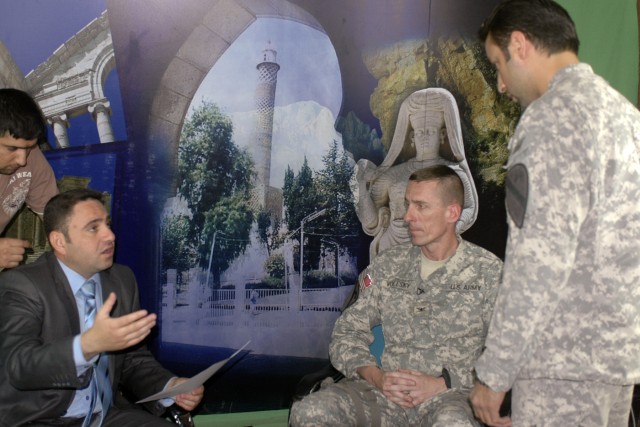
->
[446, 203, 462, 224]
[509, 31, 531, 61]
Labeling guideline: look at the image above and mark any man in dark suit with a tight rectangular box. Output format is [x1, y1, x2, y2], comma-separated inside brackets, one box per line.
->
[0, 188, 203, 426]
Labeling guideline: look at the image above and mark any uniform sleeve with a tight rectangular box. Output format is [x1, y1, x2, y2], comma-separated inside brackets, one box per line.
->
[475, 103, 592, 391]
[481, 258, 504, 337]
[24, 148, 59, 215]
[329, 268, 382, 378]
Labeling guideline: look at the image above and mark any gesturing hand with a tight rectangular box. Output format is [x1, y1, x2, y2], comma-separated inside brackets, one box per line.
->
[81, 292, 157, 360]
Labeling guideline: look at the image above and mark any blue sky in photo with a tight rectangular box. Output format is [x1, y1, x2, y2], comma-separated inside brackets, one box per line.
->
[0, 0, 127, 145]
[0, 0, 107, 75]
[189, 17, 342, 119]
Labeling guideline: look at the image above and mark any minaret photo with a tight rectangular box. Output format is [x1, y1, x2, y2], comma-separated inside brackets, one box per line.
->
[252, 40, 280, 210]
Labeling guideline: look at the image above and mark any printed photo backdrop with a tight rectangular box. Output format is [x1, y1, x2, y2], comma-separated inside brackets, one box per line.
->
[1, 0, 637, 415]
[0, 1, 130, 262]
[106, 0, 511, 413]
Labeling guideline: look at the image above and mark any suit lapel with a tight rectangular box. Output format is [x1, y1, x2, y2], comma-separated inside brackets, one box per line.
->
[99, 269, 118, 384]
[99, 269, 120, 314]
[46, 253, 82, 335]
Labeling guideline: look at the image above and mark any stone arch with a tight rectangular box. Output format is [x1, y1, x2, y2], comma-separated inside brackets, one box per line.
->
[91, 44, 117, 102]
[0, 41, 26, 90]
[25, 11, 117, 147]
[147, 0, 327, 187]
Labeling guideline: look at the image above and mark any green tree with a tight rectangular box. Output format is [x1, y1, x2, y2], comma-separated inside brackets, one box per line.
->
[314, 140, 360, 276]
[256, 209, 282, 256]
[282, 157, 323, 271]
[161, 214, 197, 282]
[264, 253, 285, 279]
[282, 157, 320, 233]
[176, 101, 255, 286]
[201, 192, 253, 286]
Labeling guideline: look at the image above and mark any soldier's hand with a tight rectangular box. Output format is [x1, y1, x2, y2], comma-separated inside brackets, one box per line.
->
[0, 238, 31, 268]
[393, 369, 447, 406]
[376, 369, 419, 408]
[383, 369, 446, 408]
[356, 365, 411, 407]
[470, 382, 511, 427]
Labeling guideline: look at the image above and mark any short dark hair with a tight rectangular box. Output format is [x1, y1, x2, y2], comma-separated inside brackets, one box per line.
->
[479, 0, 579, 59]
[409, 165, 464, 207]
[44, 189, 105, 238]
[0, 88, 47, 145]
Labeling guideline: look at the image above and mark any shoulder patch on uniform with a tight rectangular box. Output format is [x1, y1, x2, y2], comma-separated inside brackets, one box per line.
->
[362, 273, 373, 289]
[506, 163, 528, 228]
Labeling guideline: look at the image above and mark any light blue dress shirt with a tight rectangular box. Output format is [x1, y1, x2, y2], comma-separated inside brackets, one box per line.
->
[59, 260, 103, 418]
[60, 260, 175, 419]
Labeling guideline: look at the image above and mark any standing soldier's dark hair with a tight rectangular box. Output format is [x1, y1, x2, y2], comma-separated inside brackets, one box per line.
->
[479, 0, 579, 59]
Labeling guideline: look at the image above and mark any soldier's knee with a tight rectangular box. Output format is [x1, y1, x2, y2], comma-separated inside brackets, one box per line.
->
[289, 399, 311, 427]
[428, 398, 480, 427]
[431, 417, 479, 427]
[290, 396, 333, 427]
[430, 408, 480, 427]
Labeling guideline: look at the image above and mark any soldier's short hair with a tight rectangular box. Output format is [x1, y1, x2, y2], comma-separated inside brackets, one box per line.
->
[478, 0, 579, 59]
[409, 165, 464, 207]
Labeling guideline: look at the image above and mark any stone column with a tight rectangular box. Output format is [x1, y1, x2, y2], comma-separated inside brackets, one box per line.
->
[48, 114, 70, 148]
[88, 101, 115, 143]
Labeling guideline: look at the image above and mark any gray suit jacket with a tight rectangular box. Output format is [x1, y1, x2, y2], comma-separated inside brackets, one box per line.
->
[0, 252, 174, 426]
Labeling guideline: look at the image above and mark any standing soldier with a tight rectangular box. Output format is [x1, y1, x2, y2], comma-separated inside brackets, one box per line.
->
[470, 1, 640, 426]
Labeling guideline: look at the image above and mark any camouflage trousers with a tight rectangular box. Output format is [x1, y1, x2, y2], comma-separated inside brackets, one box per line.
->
[511, 379, 634, 427]
[289, 378, 480, 427]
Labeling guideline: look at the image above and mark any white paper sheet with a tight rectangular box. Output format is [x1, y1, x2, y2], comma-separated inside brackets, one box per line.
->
[136, 340, 251, 403]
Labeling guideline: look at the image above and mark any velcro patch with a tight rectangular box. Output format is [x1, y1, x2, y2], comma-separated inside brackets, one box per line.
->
[362, 273, 373, 289]
[506, 163, 529, 228]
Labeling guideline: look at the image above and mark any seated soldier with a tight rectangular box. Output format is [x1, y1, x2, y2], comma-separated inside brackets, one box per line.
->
[290, 165, 503, 426]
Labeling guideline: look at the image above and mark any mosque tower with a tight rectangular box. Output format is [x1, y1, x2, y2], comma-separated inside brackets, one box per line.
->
[253, 41, 280, 209]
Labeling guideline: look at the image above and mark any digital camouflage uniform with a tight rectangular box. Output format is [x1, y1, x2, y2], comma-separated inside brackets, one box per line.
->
[475, 64, 640, 426]
[291, 240, 503, 426]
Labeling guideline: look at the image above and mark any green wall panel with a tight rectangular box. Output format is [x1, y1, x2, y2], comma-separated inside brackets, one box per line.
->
[558, 0, 638, 105]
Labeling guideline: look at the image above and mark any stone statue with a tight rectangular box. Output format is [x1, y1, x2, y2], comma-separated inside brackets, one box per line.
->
[352, 88, 478, 259]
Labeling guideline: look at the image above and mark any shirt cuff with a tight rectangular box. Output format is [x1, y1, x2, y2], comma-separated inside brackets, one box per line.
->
[158, 377, 178, 407]
[73, 334, 97, 374]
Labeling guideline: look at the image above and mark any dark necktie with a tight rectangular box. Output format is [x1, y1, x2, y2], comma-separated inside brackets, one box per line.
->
[78, 280, 112, 427]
